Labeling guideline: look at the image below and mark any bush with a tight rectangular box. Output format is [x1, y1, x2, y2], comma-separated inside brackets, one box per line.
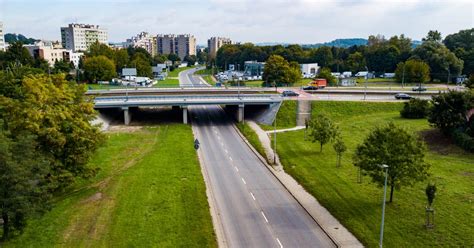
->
[400, 98, 430, 119]
[451, 129, 474, 152]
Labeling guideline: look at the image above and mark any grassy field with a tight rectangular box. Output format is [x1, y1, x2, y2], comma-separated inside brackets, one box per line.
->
[264, 101, 474, 247]
[3, 125, 216, 247]
[168, 66, 195, 77]
[153, 78, 180, 88]
[236, 122, 267, 162]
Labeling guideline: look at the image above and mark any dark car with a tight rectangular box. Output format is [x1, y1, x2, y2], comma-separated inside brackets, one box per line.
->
[282, 90, 299, 97]
[302, 86, 318, 91]
[412, 86, 427, 92]
[395, 93, 412, 100]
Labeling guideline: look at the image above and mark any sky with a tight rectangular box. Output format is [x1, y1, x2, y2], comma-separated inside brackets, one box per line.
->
[0, 0, 473, 45]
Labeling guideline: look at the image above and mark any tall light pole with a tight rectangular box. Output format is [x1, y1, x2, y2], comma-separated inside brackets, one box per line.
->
[273, 117, 277, 164]
[401, 63, 406, 88]
[378, 164, 389, 248]
[364, 66, 369, 100]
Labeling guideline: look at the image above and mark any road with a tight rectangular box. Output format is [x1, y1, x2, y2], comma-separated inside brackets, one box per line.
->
[191, 106, 335, 248]
[279, 88, 433, 101]
[179, 66, 211, 87]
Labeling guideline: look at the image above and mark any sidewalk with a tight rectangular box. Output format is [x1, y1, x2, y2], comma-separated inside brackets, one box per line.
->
[264, 125, 306, 134]
[246, 121, 363, 248]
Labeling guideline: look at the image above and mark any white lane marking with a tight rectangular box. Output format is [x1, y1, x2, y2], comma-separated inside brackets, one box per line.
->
[276, 238, 283, 248]
[220, 141, 224, 146]
[224, 149, 228, 154]
[261, 211, 269, 223]
[229, 156, 233, 161]
[241, 178, 247, 185]
[234, 166, 239, 172]
[250, 192, 256, 201]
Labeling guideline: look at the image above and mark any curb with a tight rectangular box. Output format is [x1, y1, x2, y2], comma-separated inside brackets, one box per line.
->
[231, 123, 341, 247]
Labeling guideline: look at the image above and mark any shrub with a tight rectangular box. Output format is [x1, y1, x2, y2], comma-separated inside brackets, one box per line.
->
[400, 98, 430, 119]
[451, 129, 474, 152]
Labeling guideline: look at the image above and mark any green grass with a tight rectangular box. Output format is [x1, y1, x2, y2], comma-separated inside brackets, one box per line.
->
[355, 78, 397, 83]
[3, 125, 216, 247]
[236, 123, 267, 162]
[154, 78, 180, 88]
[270, 101, 474, 247]
[260, 100, 297, 131]
[168, 66, 195, 77]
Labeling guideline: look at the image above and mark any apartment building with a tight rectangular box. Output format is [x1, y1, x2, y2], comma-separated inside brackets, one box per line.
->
[208, 37, 232, 58]
[0, 22, 5, 51]
[60, 23, 108, 52]
[125, 32, 157, 56]
[25, 41, 83, 68]
[156, 34, 196, 60]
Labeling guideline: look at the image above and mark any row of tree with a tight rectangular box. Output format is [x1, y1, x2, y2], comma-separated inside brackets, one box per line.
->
[216, 29, 473, 82]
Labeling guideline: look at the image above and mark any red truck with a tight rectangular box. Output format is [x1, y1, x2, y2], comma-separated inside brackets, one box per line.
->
[303, 79, 327, 90]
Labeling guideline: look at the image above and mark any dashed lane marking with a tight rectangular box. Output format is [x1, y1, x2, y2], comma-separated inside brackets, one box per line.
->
[241, 178, 247, 185]
[250, 192, 256, 201]
[261, 211, 269, 223]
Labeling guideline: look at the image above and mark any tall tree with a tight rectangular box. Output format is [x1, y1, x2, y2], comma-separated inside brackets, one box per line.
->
[346, 52, 366, 72]
[395, 59, 430, 84]
[309, 113, 338, 152]
[4, 41, 34, 66]
[131, 55, 152, 78]
[412, 41, 463, 81]
[444, 28, 474, 75]
[263, 55, 300, 86]
[83, 55, 116, 82]
[422, 30, 443, 43]
[87, 41, 115, 59]
[333, 135, 347, 167]
[311, 46, 334, 67]
[428, 90, 474, 133]
[353, 123, 430, 203]
[114, 49, 130, 72]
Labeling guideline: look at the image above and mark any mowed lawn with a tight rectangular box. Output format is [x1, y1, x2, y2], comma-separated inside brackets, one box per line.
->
[4, 125, 216, 248]
[272, 101, 474, 247]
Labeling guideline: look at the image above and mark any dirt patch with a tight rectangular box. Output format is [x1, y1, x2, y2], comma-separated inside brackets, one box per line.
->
[460, 171, 474, 178]
[81, 192, 103, 204]
[419, 129, 456, 155]
[106, 125, 142, 133]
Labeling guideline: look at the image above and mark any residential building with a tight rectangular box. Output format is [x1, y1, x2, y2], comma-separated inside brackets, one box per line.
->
[207, 37, 232, 58]
[156, 34, 196, 60]
[25, 40, 83, 68]
[0, 22, 5, 51]
[60, 23, 108, 52]
[126, 32, 157, 56]
[300, 63, 319, 76]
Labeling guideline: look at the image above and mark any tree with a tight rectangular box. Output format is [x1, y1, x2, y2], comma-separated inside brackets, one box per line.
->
[83, 55, 116, 82]
[0, 130, 50, 240]
[353, 123, 430, 203]
[428, 90, 474, 133]
[317, 67, 337, 85]
[412, 41, 463, 81]
[400, 98, 430, 119]
[444, 28, 474, 75]
[4, 41, 34, 66]
[263, 55, 301, 86]
[333, 135, 347, 167]
[131, 54, 152, 77]
[346, 52, 366, 72]
[114, 49, 130, 72]
[395, 59, 430, 84]
[184, 55, 197, 66]
[153, 54, 168, 65]
[197, 49, 208, 64]
[309, 114, 338, 152]
[422, 30, 443, 43]
[465, 74, 474, 89]
[167, 53, 181, 64]
[87, 41, 114, 59]
[311, 46, 333, 67]
[425, 183, 437, 207]
[53, 59, 73, 74]
[0, 70, 105, 189]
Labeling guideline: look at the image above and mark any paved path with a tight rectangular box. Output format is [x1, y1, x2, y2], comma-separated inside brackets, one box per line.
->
[247, 120, 364, 247]
[264, 126, 306, 134]
[179, 66, 211, 87]
[191, 106, 336, 248]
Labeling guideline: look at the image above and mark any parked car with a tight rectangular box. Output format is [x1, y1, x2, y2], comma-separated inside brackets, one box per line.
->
[302, 86, 319, 91]
[395, 93, 412, 100]
[282, 90, 299, 97]
[412, 86, 427, 92]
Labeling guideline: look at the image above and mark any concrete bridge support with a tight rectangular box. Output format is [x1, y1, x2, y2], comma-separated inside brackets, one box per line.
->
[182, 106, 188, 124]
[122, 107, 131, 125]
[237, 104, 245, 122]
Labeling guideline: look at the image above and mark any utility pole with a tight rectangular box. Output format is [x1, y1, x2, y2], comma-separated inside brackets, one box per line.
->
[378, 164, 389, 248]
[364, 66, 369, 100]
[401, 63, 405, 88]
[273, 117, 277, 165]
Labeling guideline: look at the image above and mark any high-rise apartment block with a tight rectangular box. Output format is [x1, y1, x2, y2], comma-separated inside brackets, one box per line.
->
[0, 22, 5, 51]
[126, 32, 157, 57]
[60, 23, 108, 52]
[208, 37, 232, 58]
[156, 34, 196, 60]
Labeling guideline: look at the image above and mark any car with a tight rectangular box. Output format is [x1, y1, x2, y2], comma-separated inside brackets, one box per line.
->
[302, 86, 319, 91]
[395, 93, 412, 100]
[412, 86, 427, 92]
[282, 90, 299, 97]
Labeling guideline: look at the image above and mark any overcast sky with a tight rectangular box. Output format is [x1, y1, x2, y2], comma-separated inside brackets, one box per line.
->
[0, 0, 473, 45]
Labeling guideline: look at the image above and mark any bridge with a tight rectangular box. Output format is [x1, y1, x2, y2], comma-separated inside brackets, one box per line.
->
[93, 94, 282, 125]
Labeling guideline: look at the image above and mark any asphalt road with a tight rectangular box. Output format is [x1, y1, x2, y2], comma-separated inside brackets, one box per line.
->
[179, 66, 210, 87]
[191, 106, 335, 248]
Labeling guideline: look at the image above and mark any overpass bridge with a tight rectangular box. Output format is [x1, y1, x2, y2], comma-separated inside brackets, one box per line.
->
[93, 94, 282, 125]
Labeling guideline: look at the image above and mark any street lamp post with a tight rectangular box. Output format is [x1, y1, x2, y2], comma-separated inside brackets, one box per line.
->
[378, 164, 389, 248]
[273, 117, 277, 164]
[364, 66, 369, 100]
[401, 63, 406, 88]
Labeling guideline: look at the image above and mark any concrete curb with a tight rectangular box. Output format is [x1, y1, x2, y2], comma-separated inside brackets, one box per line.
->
[233, 122, 364, 248]
[191, 122, 228, 248]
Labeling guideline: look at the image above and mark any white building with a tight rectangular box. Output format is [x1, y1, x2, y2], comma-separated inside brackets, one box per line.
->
[0, 22, 5, 51]
[61, 23, 108, 52]
[208, 37, 232, 58]
[126, 32, 156, 56]
[300, 63, 319, 77]
[25, 40, 83, 68]
[156, 34, 196, 60]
